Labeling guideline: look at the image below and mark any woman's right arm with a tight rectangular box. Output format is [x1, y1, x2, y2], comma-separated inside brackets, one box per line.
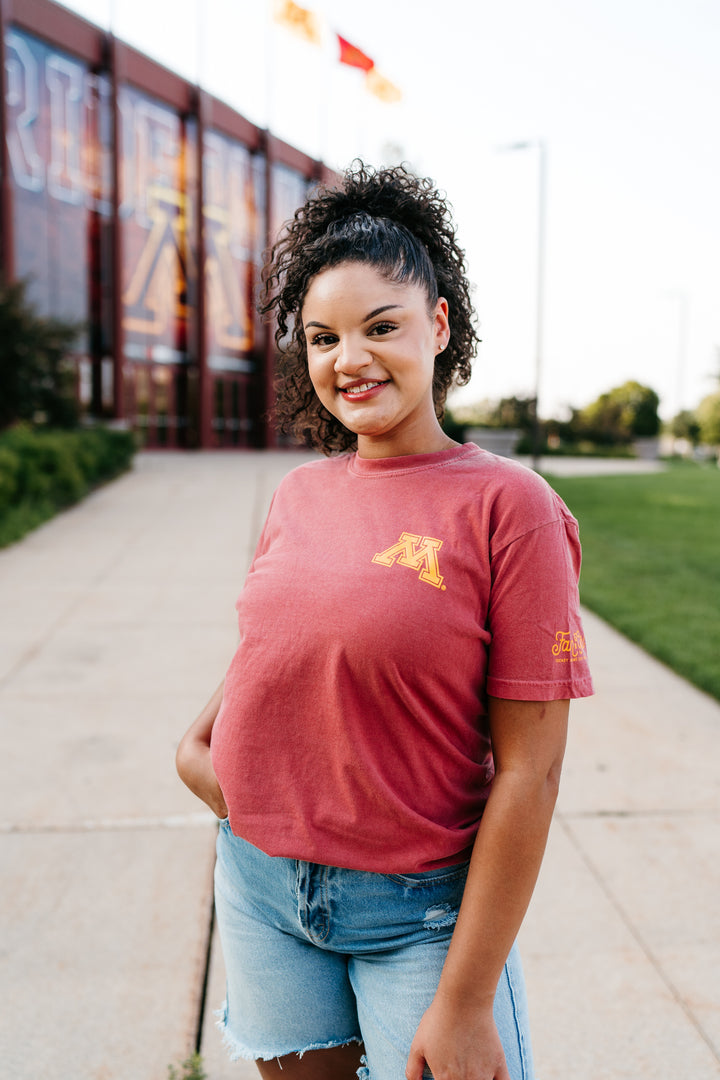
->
[176, 681, 228, 819]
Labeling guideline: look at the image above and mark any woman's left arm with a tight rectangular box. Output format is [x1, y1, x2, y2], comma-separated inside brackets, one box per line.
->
[406, 696, 569, 1080]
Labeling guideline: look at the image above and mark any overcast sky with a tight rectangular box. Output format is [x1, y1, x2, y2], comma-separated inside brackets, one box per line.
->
[61, 0, 720, 419]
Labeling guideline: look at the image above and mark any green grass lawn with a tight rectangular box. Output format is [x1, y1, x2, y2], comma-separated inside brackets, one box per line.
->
[546, 460, 720, 702]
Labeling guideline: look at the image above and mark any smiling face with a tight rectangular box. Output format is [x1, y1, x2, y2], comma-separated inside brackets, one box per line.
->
[301, 262, 452, 458]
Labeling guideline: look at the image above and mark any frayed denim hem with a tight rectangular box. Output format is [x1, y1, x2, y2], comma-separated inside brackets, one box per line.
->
[215, 1000, 363, 1064]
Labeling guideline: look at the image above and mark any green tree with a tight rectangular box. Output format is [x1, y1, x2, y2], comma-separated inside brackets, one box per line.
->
[492, 395, 536, 432]
[696, 391, 720, 447]
[450, 396, 537, 431]
[670, 409, 701, 446]
[0, 279, 81, 430]
[573, 380, 660, 445]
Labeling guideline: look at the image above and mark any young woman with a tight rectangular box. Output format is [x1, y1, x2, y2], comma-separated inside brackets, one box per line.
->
[176, 163, 593, 1080]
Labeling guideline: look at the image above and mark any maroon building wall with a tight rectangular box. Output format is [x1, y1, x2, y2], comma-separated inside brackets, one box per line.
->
[0, 0, 336, 447]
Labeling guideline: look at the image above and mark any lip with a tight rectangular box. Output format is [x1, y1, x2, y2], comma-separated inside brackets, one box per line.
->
[337, 379, 390, 402]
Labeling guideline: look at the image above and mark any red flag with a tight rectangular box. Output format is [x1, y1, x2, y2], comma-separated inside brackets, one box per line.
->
[337, 34, 374, 72]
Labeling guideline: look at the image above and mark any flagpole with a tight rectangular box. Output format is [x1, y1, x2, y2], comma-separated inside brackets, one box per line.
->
[270, 5, 401, 167]
[316, 24, 330, 167]
[195, 0, 204, 88]
[265, 0, 276, 137]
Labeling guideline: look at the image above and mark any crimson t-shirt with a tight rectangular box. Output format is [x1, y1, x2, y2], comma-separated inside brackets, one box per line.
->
[211, 444, 593, 872]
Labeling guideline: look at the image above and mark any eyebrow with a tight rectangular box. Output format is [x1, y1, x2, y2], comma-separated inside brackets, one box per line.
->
[304, 304, 403, 330]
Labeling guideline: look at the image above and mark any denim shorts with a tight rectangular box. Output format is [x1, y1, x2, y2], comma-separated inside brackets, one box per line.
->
[214, 820, 535, 1080]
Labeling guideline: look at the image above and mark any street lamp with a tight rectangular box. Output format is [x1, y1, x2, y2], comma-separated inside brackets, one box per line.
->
[497, 140, 547, 471]
[662, 289, 689, 420]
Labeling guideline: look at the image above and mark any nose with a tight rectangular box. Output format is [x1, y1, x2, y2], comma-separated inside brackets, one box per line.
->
[334, 335, 372, 375]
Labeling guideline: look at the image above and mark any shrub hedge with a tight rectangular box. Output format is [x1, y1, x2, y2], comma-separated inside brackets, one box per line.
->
[0, 425, 136, 547]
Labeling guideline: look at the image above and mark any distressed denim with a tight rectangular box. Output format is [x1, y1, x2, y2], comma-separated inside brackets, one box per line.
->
[214, 820, 534, 1079]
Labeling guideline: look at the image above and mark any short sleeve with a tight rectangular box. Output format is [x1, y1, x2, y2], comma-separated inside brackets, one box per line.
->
[485, 511, 594, 701]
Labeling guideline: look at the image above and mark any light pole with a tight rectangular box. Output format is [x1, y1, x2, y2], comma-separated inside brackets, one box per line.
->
[662, 289, 689, 421]
[497, 140, 547, 471]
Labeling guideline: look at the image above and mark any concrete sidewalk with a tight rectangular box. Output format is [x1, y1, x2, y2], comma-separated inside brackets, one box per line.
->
[1, 451, 718, 1079]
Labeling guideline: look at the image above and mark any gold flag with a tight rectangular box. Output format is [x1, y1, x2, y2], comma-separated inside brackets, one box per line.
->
[273, 0, 323, 46]
[365, 67, 402, 103]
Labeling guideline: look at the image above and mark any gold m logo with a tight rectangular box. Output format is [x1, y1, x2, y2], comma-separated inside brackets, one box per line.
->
[372, 532, 445, 590]
[123, 185, 189, 337]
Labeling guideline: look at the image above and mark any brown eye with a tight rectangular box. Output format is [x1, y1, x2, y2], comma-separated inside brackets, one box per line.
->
[309, 333, 337, 347]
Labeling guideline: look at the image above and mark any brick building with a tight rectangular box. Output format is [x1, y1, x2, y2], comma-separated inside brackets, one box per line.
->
[0, 0, 335, 447]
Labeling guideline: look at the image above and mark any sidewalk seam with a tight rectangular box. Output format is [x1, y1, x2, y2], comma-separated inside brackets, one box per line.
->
[557, 812, 720, 1066]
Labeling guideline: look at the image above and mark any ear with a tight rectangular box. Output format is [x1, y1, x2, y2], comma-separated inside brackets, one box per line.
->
[433, 297, 450, 354]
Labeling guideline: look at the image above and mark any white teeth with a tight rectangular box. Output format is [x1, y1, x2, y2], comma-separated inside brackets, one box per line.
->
[343, 382, 381, 394]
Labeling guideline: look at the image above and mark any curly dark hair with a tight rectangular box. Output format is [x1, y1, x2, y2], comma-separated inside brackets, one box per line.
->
[260, 161, 479, 454]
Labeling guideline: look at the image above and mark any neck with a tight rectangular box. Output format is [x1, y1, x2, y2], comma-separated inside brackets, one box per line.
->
[357, 428, 459, 460]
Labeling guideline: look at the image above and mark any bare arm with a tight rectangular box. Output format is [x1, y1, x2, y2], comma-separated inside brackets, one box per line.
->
[175, 681, 228, 819]
[406, 696, 569, 1080]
